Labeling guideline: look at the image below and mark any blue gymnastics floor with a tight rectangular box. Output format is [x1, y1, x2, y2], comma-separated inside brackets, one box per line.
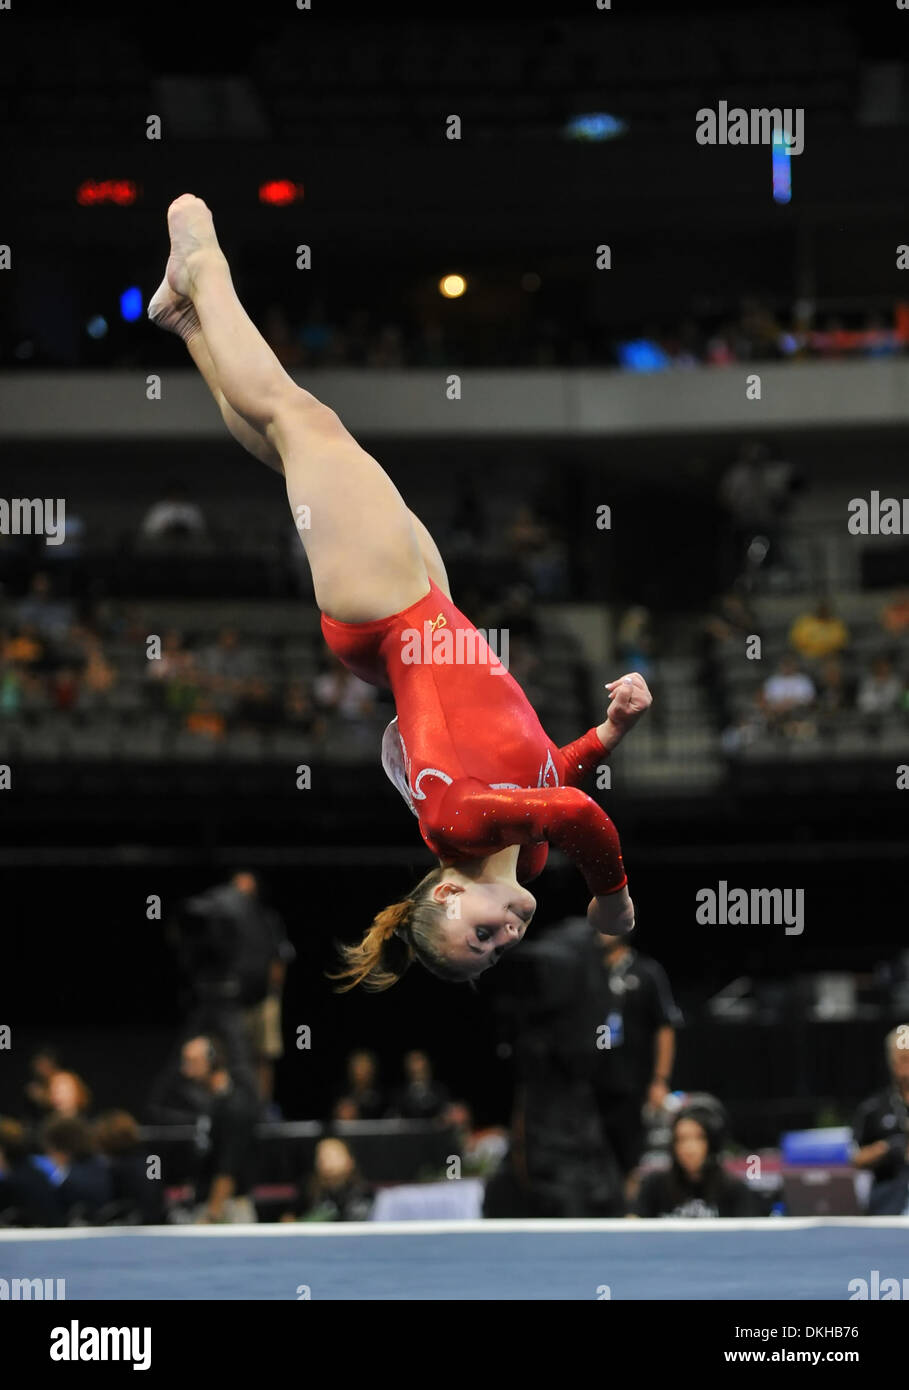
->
[2, 1219, 907, 1300]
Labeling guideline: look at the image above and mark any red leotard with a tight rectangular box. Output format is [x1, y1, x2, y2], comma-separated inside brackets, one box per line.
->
[320, 580, 626, 896]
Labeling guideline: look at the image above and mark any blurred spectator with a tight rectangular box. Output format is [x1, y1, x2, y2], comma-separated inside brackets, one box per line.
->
[335, 1050, 386, 1120]
[283, 679, 322, 737]
[441, 1102, 509, 1176]
[504, 504, 568, 599]
[789, 599, 850, 662]
[815, 657, 851, 738]
[43, 1116, 113, 1223]
[185, 695, 226, 741]
[313, 657, 377, 723]
[593, 931, 683, 1186]
[22, 1047, 63, 1122]
[484, 916, 679, 1217]
[186, 1037, 259, 1224]
[198, 626, 256, 688]
[391, 1051, 451, 1121]
[284, 1138, 374, 1222]
[147, 1036, 216, 1125]
[140, 483, 207, 541]
[263, 304, 305, 368]
[632, 1105, 759, 1218]
[93, 1111, 166, 1225]
[718, 442, 776, 584]
[857, 656, 902, 734]
[880, 590, 909, 637]
[852, 1025, 909, 1215]
[616, 605, 656, 682]
[14, 572, 74, 641]
[367, 324, 405, 368]
[80, 632, 116, 694]
[759, 655, 816, 737]
[46, 1070, 92, 1121]
[0, 1117, 63, 1227]
[169, 871, 293, 1100]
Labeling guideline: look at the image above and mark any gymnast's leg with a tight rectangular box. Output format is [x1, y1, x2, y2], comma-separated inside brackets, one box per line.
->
[152, 193, 431, 623]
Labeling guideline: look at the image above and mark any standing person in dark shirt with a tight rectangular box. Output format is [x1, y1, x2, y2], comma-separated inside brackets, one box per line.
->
[589, 931, 683, 1182]
[0, 1117, 63, 1227]
[852, 1025, 909, 1215]
[170, 870, 294, 1103]
[633, 1104, 758, 1219]
[391, 1051, 450, 1121]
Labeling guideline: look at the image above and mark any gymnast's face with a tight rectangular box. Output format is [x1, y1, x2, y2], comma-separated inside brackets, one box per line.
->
[431, 877, 536, 975]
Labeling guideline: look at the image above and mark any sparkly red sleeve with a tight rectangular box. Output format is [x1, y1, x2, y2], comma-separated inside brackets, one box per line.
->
[558, 726, 608, 787]
[423, 779, 627, 897]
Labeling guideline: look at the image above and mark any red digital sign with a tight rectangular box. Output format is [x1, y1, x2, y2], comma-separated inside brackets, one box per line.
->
[259, 180, 304, 206]
[76, 180, 139, 206]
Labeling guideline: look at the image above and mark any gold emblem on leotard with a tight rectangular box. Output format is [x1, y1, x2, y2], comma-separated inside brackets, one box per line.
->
[428, 613, 447, 633]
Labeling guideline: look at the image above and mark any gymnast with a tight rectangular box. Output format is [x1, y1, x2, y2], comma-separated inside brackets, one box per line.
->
[148, 195, 652, 992]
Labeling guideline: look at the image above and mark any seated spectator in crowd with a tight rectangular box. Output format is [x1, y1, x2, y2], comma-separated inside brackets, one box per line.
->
[139, 483, 207, 542]
[42, 1116, 113, 1223]
[391, 1051, 451, 1121]
[857, 656, 902, 734]
[22, 1047, 63, 1123]
[0, 1117, 63, 1226]
[283, 680, 322, 737]
[759, 655, 816, 737]
[79, 631, 116, 695]
[234, 676, 281, 732]
[93, 1111, 166, 1225]
[615, 605, 656, 682]
[46, 1070, 92, 1121]
[504, 504, 568, 599]
[441, 1102, 509, 1176]
[334, 1049, 386, 1120]
[880, 590, 909, 637]
[852, 1025, 909, 1215]
[282, 1138, 374, 1223]
[14, 572, 74, 642]
[789, 599, 849, 663]
[313, 656, 377, 724]
[147, 1036, 217, 1125]
[815, 657, 852, 738]
[184, 694, 227, 741]
[4, 624, 44, 670]
[632, 1105, 759, 1219]
[197, 626, 256, 689]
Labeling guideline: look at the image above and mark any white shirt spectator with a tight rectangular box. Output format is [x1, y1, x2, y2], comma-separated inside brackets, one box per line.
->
[762, 672, 815, 708]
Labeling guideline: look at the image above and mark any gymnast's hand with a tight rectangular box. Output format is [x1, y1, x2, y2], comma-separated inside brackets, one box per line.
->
[587, 885, 635, 937]
[597, 672, 652, 751]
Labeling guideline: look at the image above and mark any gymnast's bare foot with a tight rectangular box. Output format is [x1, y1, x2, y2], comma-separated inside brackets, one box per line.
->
[163, 193, 223, 299]
[147, 275, 201, 342]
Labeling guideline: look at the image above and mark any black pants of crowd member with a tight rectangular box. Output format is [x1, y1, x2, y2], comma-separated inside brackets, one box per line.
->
[595, 1092, 646, 1179]
[483, 1079, 625, 1218]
